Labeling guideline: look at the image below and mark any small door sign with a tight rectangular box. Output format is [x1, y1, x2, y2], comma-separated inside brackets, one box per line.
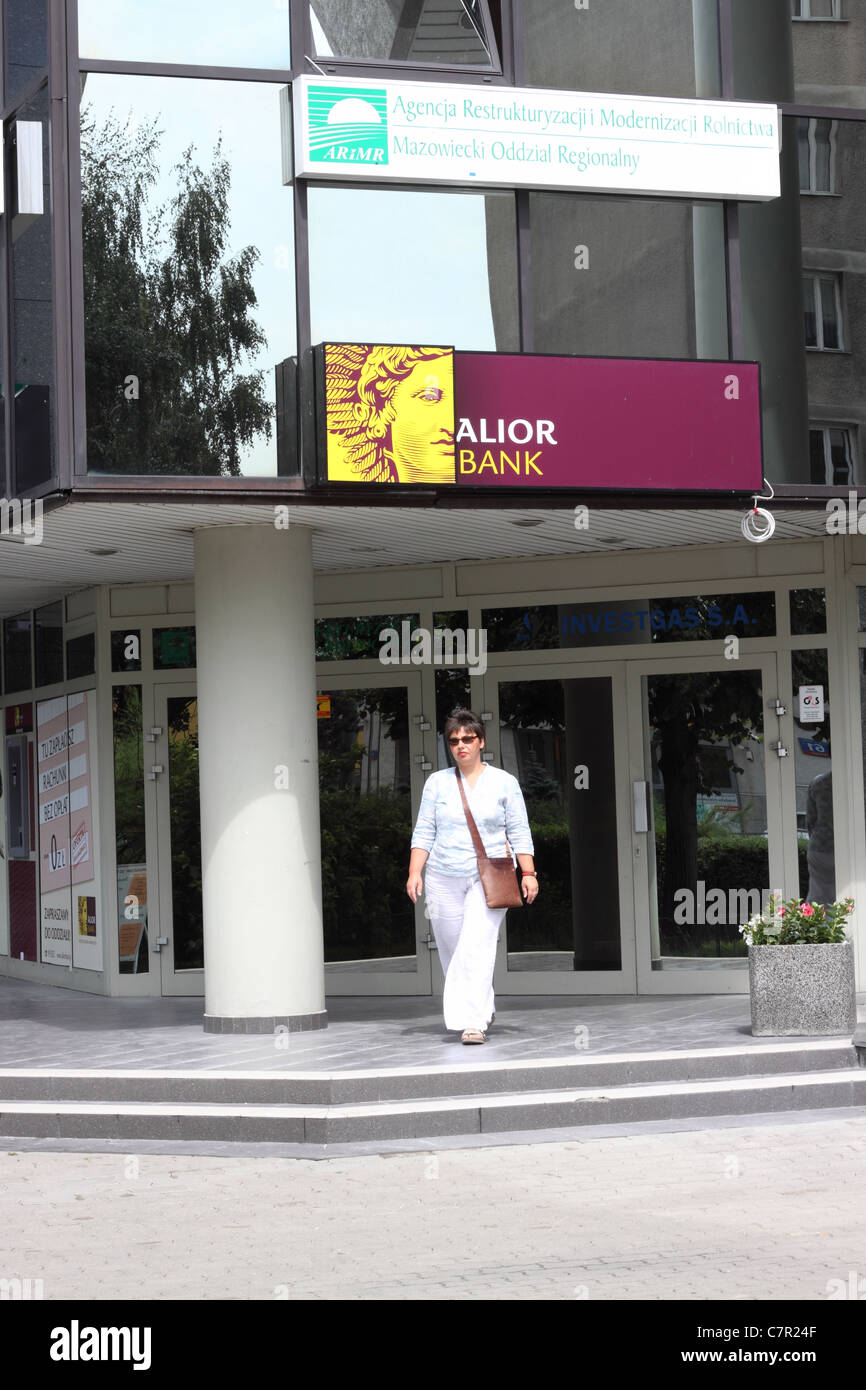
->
[798, 685, 825, 723]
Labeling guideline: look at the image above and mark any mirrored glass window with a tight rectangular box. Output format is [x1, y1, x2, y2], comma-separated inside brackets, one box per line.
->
[316, 614, 420, 661]
[645, 668, 765, 966]
[111, 630, 142, 672]
[77, 0, 291, 68]
[81, 74, 296, 476]
[793, 650, 833, 904]
[11, 87, 54, 491]
[792, 0, 866, 108]
[317, 686, 415, 965]
[530, 194, 728, 360]
[311, 0, 500, 67]
[153, 627, 196, 670]
[113, 686, 148, 975]
[520, 0, 720, 99]
[309, 186, 519, 350]
[6, 0, 47, 103]
[3, 613, 32, 693]
[790, 588, 827, 634]
[66, 633, 96, 680]
[34, 601, 63, 686]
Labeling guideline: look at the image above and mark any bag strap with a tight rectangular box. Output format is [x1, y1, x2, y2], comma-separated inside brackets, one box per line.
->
[454, 765, 490, 866]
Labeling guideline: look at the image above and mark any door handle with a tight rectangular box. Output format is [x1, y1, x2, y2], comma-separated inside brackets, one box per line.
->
[153, 937, 170, 953]
[633, 781, 649, 833]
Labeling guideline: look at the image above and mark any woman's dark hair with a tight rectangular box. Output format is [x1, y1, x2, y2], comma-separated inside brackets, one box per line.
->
[443, 709, 486, 745]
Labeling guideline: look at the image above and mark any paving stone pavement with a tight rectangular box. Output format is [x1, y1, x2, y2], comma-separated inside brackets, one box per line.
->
[2, 1113, 866, 1301]
[3, 976, 864, 1073]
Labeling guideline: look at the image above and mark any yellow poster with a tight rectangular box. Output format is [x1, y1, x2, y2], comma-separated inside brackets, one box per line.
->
[324, 344, 456, 484]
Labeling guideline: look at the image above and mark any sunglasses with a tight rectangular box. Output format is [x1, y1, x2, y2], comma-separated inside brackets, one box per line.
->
[448, 734, 479, 747]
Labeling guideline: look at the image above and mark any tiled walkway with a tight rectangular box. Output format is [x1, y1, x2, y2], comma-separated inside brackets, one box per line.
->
[2, 976, 863, 1073]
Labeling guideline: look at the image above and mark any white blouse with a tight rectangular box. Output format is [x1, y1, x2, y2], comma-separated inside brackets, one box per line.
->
[410, 764, 534, 877]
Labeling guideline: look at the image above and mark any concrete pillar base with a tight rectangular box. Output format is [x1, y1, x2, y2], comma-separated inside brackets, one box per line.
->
[202, 1011, 328, 1035]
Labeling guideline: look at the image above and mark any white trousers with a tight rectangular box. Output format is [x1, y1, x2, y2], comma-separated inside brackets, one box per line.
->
[424, 866, 506, 1032]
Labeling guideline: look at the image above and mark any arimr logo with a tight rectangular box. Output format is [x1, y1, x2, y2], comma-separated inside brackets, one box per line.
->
[308, 85, 389, 165]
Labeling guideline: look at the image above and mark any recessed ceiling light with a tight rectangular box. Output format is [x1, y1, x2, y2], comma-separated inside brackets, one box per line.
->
[87, 548, 119, 556]
[510, 518, 545, 528]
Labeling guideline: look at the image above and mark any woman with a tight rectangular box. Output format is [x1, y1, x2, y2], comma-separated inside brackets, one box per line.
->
[406, 709, 538, 1044]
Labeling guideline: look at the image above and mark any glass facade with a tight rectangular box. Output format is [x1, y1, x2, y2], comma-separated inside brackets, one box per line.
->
[0, 1, 830, 485]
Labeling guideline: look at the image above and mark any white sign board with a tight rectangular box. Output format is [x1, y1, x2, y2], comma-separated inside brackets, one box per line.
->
[293, 75, 780, 202]
[799, 685, 825, 724]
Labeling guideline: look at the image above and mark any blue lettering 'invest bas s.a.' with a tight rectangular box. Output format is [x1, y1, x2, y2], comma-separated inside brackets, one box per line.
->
[560, 604, 753, 637]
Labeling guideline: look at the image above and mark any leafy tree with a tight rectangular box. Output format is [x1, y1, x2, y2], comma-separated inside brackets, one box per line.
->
[81, 109, 272, 475]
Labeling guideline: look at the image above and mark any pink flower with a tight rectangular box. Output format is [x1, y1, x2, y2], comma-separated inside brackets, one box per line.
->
[778, 907, 786, 916]
[802, 904, 815, 917]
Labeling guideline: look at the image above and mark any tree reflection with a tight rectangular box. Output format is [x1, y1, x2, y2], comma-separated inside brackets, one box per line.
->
[81, 110, 272, 474]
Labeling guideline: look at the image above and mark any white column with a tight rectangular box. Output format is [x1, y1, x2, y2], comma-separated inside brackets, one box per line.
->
[194, 523, 326, 1032]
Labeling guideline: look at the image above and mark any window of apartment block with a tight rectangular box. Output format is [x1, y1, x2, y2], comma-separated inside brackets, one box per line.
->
[804, 273, 844, 349]
[810, 425, 858, 483]
[791, 0, 842, 18]
[799, 117, 837, 193]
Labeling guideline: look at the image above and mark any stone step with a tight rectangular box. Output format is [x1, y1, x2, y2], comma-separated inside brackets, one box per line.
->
[0, 1039, 857, 1107]
[1, 1067, 865, 1144]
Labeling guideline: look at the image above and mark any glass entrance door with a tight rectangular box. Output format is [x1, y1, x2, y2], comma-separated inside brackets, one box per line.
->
[628, 654, 786, 992]
[488, 663, 637, 994]
[317, 673, 431, 993]
[154, 685, 203, 996]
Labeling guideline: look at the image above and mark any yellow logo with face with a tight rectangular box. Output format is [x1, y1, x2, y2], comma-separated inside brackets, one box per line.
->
[323, 344, 456, 484]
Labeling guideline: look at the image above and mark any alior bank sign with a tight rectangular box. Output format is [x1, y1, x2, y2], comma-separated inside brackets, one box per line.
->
[315, 345, 763, 493]
[293, 75, 780, 201]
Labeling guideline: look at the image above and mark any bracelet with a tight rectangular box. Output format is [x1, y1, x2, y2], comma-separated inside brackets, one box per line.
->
[521, 871, 538, 879]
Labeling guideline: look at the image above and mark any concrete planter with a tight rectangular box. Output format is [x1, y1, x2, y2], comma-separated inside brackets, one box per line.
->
[748, 940, 857, 1037]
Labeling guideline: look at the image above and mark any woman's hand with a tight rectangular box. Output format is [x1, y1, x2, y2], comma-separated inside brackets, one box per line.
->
[521, 872, 539, 905]
[406, 872, 424, 903]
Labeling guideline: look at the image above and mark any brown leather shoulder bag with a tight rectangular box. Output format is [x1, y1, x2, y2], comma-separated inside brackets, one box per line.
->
[454, 766, 523, 909]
